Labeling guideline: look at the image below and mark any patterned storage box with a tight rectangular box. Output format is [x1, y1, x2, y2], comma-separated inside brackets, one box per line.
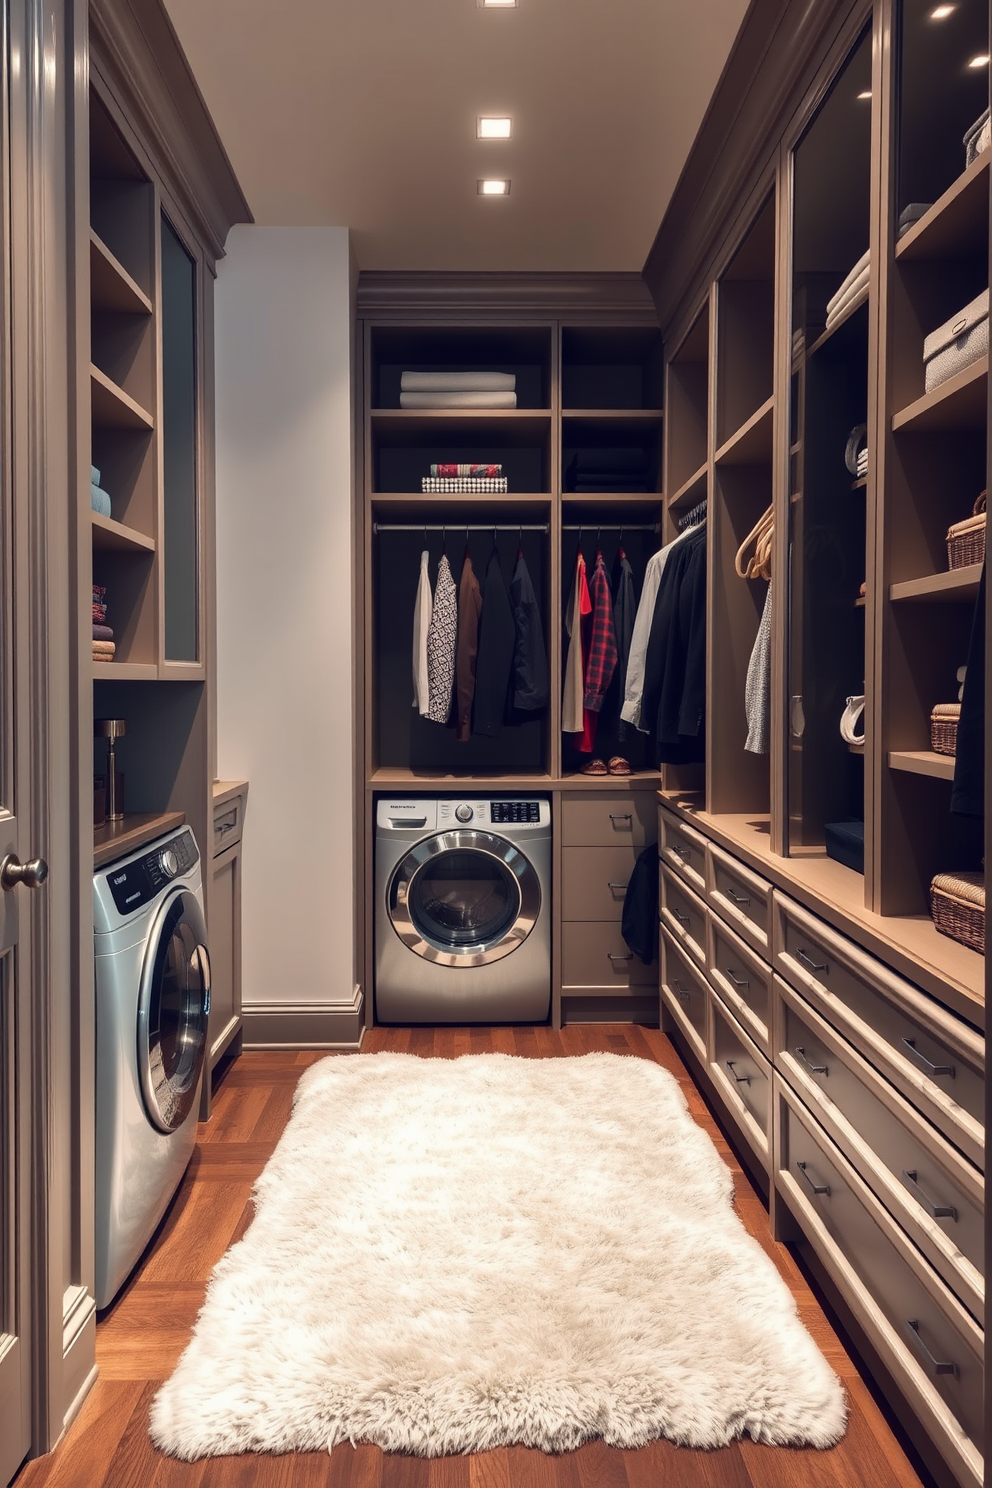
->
[930, 703, 960, 756]
[931, 871, 985, 955]
[924, 288, 989, 393]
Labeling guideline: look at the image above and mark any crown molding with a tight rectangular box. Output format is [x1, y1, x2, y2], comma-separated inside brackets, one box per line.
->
[89, 0, 252, 265]
[357, 271, 658, 323]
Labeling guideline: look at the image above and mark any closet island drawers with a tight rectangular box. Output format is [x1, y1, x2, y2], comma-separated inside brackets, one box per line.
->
[658, 812, 707, 896]
[778, 1085, 985, 1488]
[707, 842, 771, 956]
[660, 929, 708, 1062]
[776, 977, 984, 1322]
[562, 793, 655, 848]
[707, 915, 770, 1053]
[710, 996, 772, 1168]
[659, 868, 707, 967]
[774, 894, 984, 1166]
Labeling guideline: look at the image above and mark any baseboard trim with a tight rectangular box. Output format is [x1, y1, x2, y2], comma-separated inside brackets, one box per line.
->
[62, 1285, 98, 1431]
[242, 986, 365, 1049]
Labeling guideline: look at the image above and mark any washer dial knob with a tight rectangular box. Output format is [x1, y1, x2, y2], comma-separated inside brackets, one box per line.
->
[454, 803, 474, 823]
[160, 849, 179, 878]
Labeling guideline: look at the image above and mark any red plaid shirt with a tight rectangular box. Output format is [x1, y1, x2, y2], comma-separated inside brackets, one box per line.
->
[583, 552, 618, 711]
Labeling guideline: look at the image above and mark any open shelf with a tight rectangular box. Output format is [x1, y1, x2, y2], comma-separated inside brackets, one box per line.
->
[90, 364, 153, 431]
[370, 493, 550, 511]
[888, 749, 955, 781]
[714, 396, 774, 466]
[562, 493, 661, 509]
[890, 564, 983, 603]
[369, 768, 553, 790]
[371, 410, 551, 433]
[891, 356, 988, 433]
[808, 288, 870, 357]
[669, 462, 708, 511]
[93, 809, 185, 870]
[90, 229, 153, 315]
[91, 660, 158, 681]
[91, 511, 155, 553]
[896, 154, 990, 264]
[561, 409, 663, 422]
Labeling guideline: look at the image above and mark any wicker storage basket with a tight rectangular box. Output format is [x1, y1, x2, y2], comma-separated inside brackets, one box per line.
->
[947, 491, 986, 569]
[931, 871, 985, 955]
[931, 702, 961, 755]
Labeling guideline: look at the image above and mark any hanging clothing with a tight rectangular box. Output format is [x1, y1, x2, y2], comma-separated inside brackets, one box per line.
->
[952, 562, 985, 818]
[744, 582, 772, 755]
[641, 521, 707, 764]
[561, 552, 590, 735]
[621, 843, 660, 965]
[425, 553, 457, 725]
[509, 552, 548, 713]
[620, 525, 695, 731]
[472, 549, 515, 738]
[584, 551, 618, 713]
[412, 549, 432, 715]
[454, 552, 483, 742]
[613, 553, 636, 741]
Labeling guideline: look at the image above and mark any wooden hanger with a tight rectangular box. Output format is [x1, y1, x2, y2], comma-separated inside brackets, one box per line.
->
[735, 504, 773, 581]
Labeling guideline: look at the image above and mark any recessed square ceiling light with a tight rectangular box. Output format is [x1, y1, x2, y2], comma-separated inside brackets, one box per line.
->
[478, 117, 512, 139]
[478, 0, 517, 7]
[968, 52, 990, 65]
[478, 179, 510, 195]
[929, 3, 956, 16]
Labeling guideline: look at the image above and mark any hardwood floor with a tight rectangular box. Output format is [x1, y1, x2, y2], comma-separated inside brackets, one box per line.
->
[17, 1025, 930, 1488]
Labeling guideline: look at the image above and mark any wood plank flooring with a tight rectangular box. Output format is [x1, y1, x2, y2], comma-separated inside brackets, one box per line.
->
[16, 1025, 931, 1488]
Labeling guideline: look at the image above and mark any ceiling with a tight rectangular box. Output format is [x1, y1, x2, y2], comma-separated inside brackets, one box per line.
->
[163, 0, 751, 273]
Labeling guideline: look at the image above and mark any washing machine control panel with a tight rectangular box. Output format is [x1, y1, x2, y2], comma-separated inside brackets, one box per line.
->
[105, 830, 199, 916]
[490, 800, 542, 824]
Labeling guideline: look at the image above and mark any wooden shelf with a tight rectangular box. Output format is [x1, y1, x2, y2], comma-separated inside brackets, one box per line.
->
[561, 409, 663, 422]
[557, 771, 661, 790]
[889, 564, 982, 603]
[90, 364, 154, 431]
[888, 750, 955, 781]
[91, 511, 155, 554]
[89, 229, 152, 315]
[370, 493, 550, 509]
[368, 768, 554, 790]
[668, 462, 708, 511]
[891, 357, 988, 434]
[851, 476, 867, 490]
[895, 155, 990, 263]
[94, 810, 185, 870]
[562, 493, 662, 507]
[371, 410, 551, 443]
[91, 660, 157, 680]
[714, 395, 773, 466]
[808, 288, 869, 356]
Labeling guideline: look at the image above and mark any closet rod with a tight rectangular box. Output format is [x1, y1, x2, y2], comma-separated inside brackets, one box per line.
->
[562, 523, 659, 533]
[373, 522, 549, 534]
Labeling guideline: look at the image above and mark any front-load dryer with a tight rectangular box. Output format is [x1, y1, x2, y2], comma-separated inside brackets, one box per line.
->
[375, 797, 551, 1023]
[94, 825, 210, 1308]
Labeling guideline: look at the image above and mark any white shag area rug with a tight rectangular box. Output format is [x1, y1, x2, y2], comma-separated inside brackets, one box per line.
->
[150, 1052, 846, 1459]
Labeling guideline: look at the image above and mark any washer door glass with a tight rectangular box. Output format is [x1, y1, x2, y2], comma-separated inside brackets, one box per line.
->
[389, 829, 541, 967]
[138, 889, 211, 1132]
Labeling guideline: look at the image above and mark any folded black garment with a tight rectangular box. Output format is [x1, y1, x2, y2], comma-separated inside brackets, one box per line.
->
[569, 448, 649, 474]
[621, 844, 659, 965]
[93, 623, 115, 641]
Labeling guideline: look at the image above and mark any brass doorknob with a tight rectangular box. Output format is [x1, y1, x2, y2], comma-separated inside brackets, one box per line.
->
[0, 854, 49, 891]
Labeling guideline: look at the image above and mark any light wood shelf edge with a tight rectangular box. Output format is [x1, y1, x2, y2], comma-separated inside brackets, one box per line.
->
[888, 750, 955, 781]
[894, 153, 990, 261]
[889, 564, 982, 603]
[90, 363, 154, 430]
[714, 394, 774, 465]
[891, 357, 988, 433]
[89, 228, 153, 314]
[90, 510, 155, 553]
[668, 462, 708, 510]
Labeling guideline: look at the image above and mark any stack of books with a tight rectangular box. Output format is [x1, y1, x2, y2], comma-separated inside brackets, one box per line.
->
[400, 371, 517, 409]
[421, 463, 508, 494]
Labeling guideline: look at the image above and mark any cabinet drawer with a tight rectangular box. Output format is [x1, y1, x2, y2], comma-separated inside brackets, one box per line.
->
[561, 921, 656, 990]
[707, 843, 771, 956]
[774, 894, 984, 1167]
[661, 928, 708, 1062]
[778, 1087, 984, 1483]
[561, 792, 656, 848]
[561, 845, 640, 922]
[213, 783, 248, 856]
[707, 915, 770, 1053]
[658, 809, 707, 895]
[659, 868, 707, 968]
[710, 997, 771, 1167]
[777, 978, 984, 1322]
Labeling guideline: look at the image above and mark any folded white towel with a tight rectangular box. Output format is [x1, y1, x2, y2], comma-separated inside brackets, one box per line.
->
[400, 371, 516, 392]
[825, 266, 870, 329]
[826, 250, 870, 318]
[399, 390, 518, 409]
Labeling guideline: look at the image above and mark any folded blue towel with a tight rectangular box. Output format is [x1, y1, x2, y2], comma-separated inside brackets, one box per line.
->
[91, 483, 111, 517]
[91, 465, 100, 485]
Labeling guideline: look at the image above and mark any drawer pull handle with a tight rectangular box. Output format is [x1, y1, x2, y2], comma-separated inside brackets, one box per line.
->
[608, 952, 633, 963]
[609, 813, 633, 826]
[607, 881, 629, 892]
[795, 1045, 828, 1076]
[901, 1170, 957, 1221]
[673, 844, 691, 861]
[796, 1160, 830, 1197]
[725, 1059, 750, 1085]
[726, 968, 750, 990]
[672, 909, 690, 927]
[905, 1319, 957, 1377]
[901, 1038, 954, 1079]
[218, 821, 235, 835]
[796, 947, 828, 973]
[671, 979, 691, 1002]
[728, 890, 751, 906]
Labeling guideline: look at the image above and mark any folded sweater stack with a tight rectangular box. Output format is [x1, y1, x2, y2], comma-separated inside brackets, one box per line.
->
[825, 249, 869, 331]
[399, 370, 517, 409]
[93, 583, 115, 662]
[566, 448, 650, 493]
[91, 465, 112, 518]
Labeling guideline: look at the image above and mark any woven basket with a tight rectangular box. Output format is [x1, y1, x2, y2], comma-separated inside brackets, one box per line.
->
[931, 703, 961, 756]
[947, 491, 986, 569]
[931, 871, 985, 955]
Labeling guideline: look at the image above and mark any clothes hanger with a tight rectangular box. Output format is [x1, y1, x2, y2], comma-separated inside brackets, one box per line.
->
[517, 524, 524, 559]
[734, 505, 773, 580]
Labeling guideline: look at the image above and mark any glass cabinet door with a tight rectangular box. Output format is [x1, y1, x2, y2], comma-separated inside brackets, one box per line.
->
[160, 214, 198, 663]
[788, 26, 872, 865]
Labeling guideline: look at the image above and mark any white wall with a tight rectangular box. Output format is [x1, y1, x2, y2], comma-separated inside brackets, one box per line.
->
[214, 226, 355, 1021]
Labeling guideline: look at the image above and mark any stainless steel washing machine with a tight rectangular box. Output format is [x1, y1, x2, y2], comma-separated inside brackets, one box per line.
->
[375, 797, 551, 1023]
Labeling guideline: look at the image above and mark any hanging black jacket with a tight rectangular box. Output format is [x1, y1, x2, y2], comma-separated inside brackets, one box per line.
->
[472, 549, 516, 737]
[509, 552, 549, 714]
[640, 523, 707, 764]
[622, 843, 659, 965]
